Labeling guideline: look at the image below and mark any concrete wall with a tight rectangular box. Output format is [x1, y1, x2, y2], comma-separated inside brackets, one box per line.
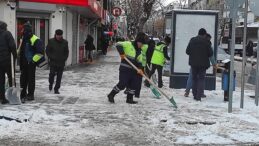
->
[50, 10, 63, 38]
[49, 9, 74, 66]
[1, 1, 101, 66]
[66, 11, 73, 66]
[72, 12, 79, 65]
[0, 1, 16, 38]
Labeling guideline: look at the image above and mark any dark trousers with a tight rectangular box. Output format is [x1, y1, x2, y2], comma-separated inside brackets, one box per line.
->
[145, 63, 151, 76]
[191, 66, 206, 100]
[135, 74, 142, 97]
[149, 64, 163, 88]
[6, 67, 12, 87]
[49, 65, 64, 91]
[113, 69, 137, 96]
[102, 43, 108, 55]
[0, 63, 12, 100]
[20, 62, 36, 98]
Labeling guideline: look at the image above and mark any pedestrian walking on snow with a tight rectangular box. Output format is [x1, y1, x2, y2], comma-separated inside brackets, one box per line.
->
[46, 29, 69, 94]
[84, 34, 95, 62]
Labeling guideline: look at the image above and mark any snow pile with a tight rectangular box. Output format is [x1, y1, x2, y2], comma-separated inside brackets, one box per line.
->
[1, 49, 259, 145]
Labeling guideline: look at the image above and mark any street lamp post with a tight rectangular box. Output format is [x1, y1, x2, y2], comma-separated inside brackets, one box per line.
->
[240, 0, 248, 108]
[226, 0, 245, 113]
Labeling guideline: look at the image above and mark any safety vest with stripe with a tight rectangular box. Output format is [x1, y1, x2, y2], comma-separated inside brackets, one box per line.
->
[119, 41, 142, 67]
[25, 35, 43, 63]
[151, 44, 166, 66]
[141, 44, 148, 67]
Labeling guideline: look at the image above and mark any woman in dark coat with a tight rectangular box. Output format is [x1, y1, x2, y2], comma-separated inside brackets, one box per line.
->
[84, 35, 95, 62]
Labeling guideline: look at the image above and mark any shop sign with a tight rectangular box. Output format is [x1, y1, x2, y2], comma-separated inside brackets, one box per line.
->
[112, 7, 122, 17]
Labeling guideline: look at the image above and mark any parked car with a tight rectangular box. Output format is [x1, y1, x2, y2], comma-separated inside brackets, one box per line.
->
[220, 36, 243, 56]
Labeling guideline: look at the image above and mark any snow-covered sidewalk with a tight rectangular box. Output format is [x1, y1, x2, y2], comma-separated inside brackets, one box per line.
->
[1, 49, 259, 146]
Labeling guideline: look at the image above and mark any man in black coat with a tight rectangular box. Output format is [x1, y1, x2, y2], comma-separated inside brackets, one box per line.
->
[46, 29, 69, 94]
[0, 21, 17, 104]
[186, 28, 213, 101]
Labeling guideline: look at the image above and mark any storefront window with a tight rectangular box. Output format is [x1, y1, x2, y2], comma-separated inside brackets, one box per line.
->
[17, 18, 35, 44]
[17, 18, 49, 47]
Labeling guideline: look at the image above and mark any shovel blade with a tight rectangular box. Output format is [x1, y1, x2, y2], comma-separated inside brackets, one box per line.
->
[169, 97, 177, 108]
[5, 87, 21, 105]
[150, 85, 161, 99]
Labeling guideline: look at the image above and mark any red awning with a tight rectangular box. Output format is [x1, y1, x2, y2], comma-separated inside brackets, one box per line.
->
[20, 0, 105, 20]
[20, 0, 89, 7]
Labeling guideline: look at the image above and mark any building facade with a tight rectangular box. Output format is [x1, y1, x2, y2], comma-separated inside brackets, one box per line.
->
[0, 0, 111, 66]
[189, 0, 258, 49]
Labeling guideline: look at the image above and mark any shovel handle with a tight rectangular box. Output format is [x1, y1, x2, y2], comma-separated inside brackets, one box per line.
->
[124, 57, 175, 103]
[124, 57, 154, 85]
[11, 54, 15, 87]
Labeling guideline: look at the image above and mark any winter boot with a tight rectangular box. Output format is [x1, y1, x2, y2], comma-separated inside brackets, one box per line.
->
[54, 90, 60, 94]
[1, 92, 9, 104]
[184, 90, 190, 97]
[224, 96, 229, 102]
[201, 94, 207, 98]
[49, 84, 53, 91]
[158, 83, 163, 88]
[27, 95, 35, 101]
[124, 88, 129, 95]
[21, 97, 26, 104]
[1, 98, 9, 104]
[126, 94, 138, 104]
[107, 90, 117, 103]
[20, 92, 26, 103]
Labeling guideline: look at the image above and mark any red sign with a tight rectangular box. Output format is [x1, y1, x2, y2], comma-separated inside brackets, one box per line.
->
[112, 7, 122, 17]
[224, 29, 229, 37]
[20, 0, 89, 7]
[104, 31, 114, 36]
[21, 0, 104, 22]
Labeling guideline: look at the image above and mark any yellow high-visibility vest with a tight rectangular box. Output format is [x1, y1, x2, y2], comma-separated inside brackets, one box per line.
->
[151, 44, 166, 66]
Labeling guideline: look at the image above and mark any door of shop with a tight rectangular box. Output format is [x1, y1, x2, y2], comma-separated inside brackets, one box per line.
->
[17, 18, 49, 47]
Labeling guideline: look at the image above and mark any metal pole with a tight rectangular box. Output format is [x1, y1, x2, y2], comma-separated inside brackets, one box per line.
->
[255, 28, 259, 106]
[228, 15, 236, 113]
[240, 0, 248, 108]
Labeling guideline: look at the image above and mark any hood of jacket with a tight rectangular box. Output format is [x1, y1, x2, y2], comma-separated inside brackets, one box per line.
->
[0, 21, 7, 32]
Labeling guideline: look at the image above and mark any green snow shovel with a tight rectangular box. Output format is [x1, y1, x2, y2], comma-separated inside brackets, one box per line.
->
[124, 57, 177, 108]
[5, 55, 21, 105]
[150, 85, 161, 99]
[144, 65, 161, 99]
